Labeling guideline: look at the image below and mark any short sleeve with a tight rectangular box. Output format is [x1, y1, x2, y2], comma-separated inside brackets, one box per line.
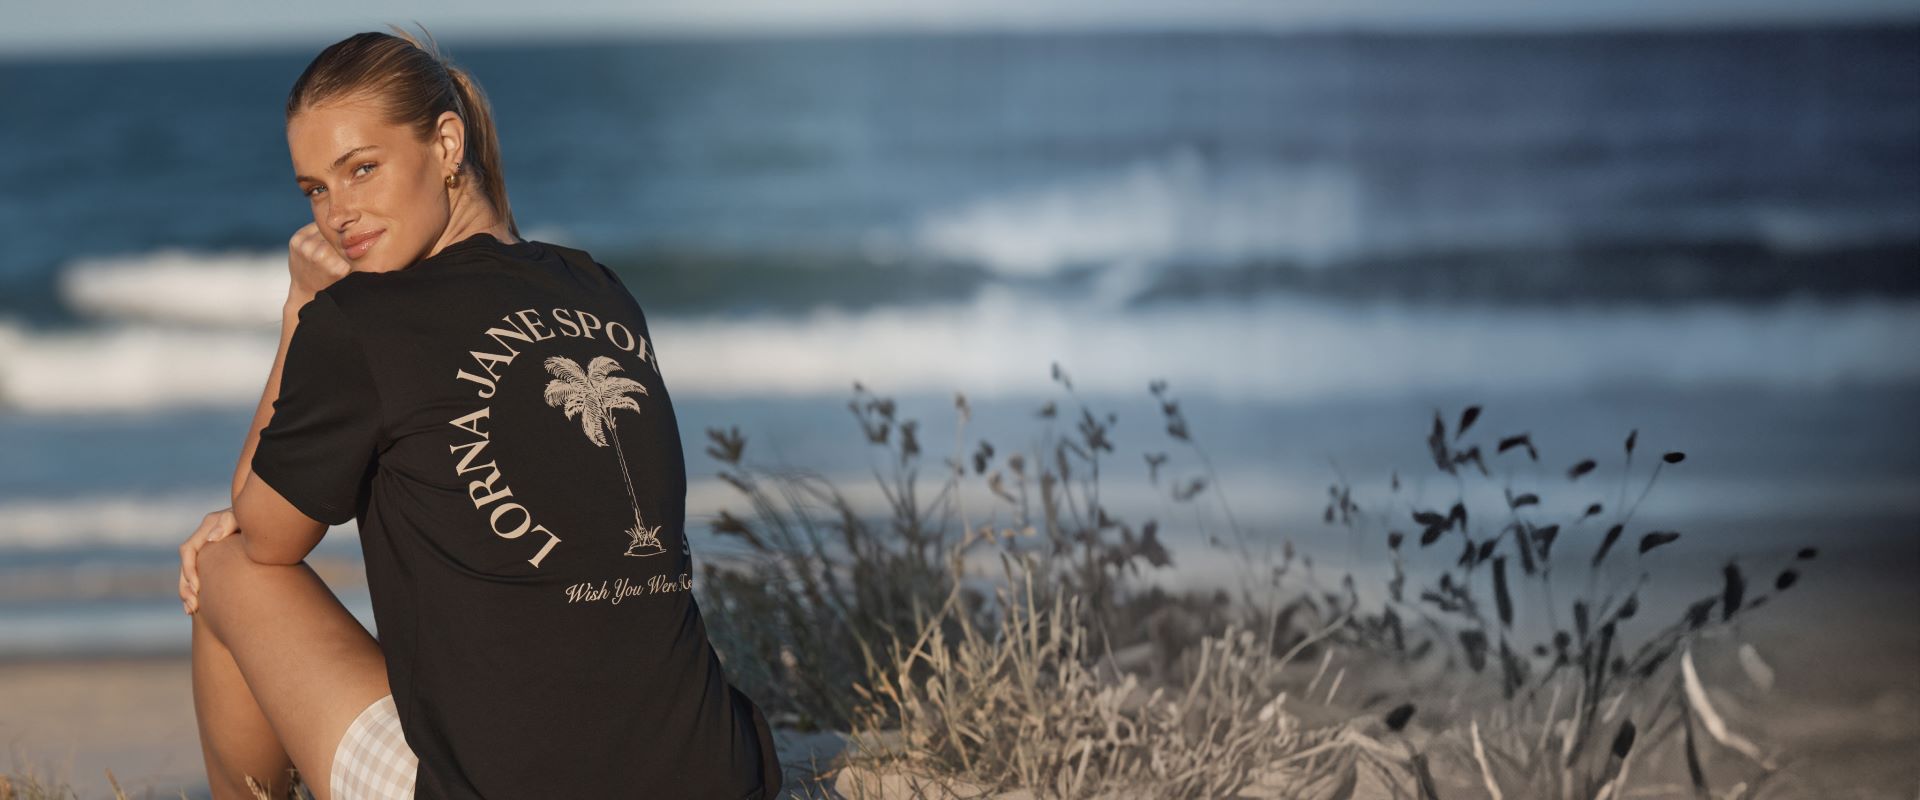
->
[595, 259, 631, 293]
[250, 291, 384, 526]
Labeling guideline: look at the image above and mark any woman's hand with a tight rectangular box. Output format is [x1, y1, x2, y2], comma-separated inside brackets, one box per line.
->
[180, 508, 240, 615]
[287, 222, 355, 303]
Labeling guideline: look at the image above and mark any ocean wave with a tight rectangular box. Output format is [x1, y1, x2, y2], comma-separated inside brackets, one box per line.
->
[0, 318, 277, 413]
[47, 224, 580, 329]
[4, 291, 1918, 414]
[906, 147, 1366, 279]
[898, 147, 1920, 300]
[57, 246, 290, 328]
[0, 489, 264, 550]
[645, 289, 1920, 401]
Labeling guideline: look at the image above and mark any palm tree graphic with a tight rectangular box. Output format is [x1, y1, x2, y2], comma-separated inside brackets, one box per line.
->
[541, 354, 666, 557]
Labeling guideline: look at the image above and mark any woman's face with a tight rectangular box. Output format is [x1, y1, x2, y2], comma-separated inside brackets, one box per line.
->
[287, 97, 460, 274]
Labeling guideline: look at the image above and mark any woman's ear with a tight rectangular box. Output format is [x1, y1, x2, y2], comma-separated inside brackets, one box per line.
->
[434, 110, 465, 173]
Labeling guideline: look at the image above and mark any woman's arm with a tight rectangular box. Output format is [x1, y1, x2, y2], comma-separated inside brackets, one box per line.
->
[221, 225, 355, 564]
[230, 292, 314, 506]
[229, 287, 334, 565]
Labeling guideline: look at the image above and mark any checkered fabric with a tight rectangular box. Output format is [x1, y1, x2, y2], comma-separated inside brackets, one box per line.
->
[330, 693, 418, 799]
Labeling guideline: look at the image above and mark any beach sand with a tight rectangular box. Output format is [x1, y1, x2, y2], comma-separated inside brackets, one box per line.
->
[1, 655, 205, 797]
[0, 653, 858, 799]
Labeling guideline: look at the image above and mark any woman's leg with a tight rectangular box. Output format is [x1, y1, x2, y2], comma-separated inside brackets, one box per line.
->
[190, 533, 394, 800]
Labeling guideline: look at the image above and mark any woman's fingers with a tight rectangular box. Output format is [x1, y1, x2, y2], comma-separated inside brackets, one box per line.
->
[181, 559, 199, 615]
[180, 519, 209, 614]
[288, 223, 353, 297]
[179, 525, 204, 591]
[179, 509, 237, 615]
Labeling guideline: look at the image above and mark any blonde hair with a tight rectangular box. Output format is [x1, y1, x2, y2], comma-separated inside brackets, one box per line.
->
[286, 22, 519, 241]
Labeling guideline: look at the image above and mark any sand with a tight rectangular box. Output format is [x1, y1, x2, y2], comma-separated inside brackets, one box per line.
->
[1, 656, 205, 798]
[0, 656, 852, 799]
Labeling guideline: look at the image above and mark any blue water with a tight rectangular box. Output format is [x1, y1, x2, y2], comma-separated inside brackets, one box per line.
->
[1, 26, 1915, 314]
[0, 24, 1916, 658]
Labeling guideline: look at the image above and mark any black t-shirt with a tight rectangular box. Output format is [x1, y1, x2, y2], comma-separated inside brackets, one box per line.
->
[251, 231, 771, 799]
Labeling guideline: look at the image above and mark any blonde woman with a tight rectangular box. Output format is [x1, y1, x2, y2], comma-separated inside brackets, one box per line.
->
[176, 25, 780, 799]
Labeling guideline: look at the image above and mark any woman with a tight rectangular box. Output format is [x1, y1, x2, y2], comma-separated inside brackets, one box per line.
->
[176, 26, 780, 800]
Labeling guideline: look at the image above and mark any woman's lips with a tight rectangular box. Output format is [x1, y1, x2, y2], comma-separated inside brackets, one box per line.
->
[344, 230, 384, 259]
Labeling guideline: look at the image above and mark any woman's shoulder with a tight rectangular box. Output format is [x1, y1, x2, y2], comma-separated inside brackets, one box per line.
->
[540, 240, 632, 295]
[539, 238, 601, 271]
[319, 236, 632, 319]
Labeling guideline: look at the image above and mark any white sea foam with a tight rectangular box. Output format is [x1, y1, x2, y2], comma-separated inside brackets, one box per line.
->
[50, 224, 577, 329]
[0, 489, 285, 549]
[0, 318, 277, 413]
[58, 246, 291, 328]
[646, 289, 1920, 401]
[903, 148, 1920, 286]
[908, 147, 1365, 279]
[3, 290, 1918, 414]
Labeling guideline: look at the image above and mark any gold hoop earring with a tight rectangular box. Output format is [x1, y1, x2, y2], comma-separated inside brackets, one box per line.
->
[445, 164, 462, 190]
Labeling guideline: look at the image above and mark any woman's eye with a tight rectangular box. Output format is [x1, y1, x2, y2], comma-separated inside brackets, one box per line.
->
[302, 163, 374, 198]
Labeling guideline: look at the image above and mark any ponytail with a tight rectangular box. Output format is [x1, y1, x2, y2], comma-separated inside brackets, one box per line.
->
[442, 62, 519, 242]
[287, 22, 520, 241]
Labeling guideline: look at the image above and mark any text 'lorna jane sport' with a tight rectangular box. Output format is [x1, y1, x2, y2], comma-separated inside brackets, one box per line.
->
[442, 306, 662, 572]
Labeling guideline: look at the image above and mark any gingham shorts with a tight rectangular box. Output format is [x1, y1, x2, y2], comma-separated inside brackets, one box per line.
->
[330, 693, 418, 799]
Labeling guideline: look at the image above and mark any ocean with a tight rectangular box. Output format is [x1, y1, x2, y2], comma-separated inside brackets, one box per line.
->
[0, 24, 1916, 658]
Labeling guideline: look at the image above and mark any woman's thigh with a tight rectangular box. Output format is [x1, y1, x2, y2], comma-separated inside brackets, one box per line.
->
[194, 533, 394, 798]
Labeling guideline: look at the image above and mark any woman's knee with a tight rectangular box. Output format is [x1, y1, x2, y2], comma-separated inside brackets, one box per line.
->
[196, 534, 266, 611]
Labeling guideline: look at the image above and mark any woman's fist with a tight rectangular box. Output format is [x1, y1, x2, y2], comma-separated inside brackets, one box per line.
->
[288, 222, 354, 301]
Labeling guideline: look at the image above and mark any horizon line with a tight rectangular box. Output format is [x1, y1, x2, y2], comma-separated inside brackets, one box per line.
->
[3, 10, 1916, 61]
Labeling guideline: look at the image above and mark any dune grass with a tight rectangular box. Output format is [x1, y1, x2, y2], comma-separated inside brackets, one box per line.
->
[697, 364, 1818, 798]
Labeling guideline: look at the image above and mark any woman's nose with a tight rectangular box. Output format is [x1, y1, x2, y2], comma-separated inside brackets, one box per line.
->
[325, 198, 358, 231]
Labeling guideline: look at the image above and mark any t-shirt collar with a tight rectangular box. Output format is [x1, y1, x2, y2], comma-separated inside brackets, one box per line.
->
[411, 230, 541, 270]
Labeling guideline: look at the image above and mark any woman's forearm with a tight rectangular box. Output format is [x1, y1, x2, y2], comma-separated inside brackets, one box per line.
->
[231, 293, 313, 505]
